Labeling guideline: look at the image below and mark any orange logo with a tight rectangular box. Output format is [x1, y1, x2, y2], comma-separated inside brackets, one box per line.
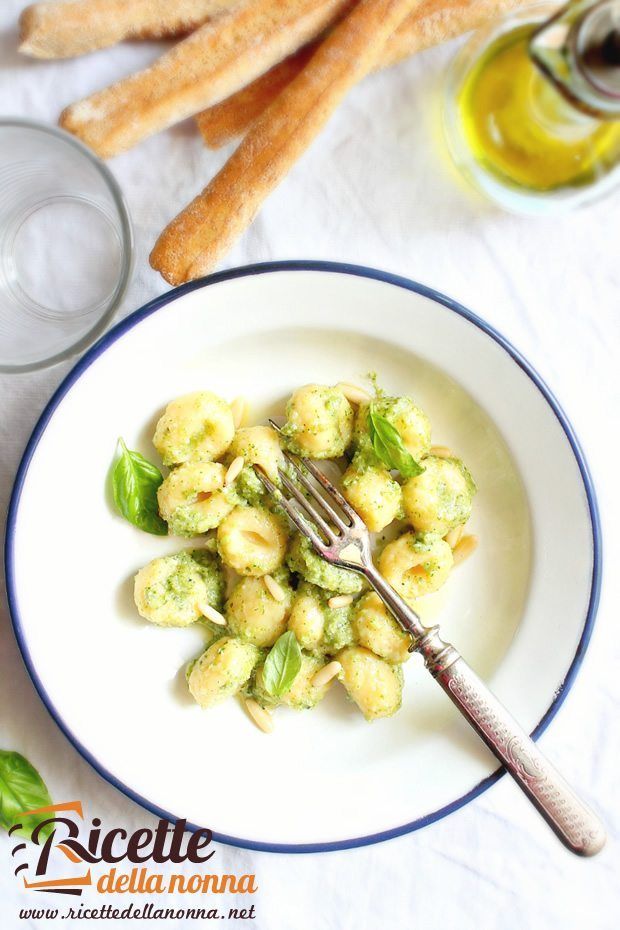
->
[10, 801, 256, 901]
[11, 802, 92, 896]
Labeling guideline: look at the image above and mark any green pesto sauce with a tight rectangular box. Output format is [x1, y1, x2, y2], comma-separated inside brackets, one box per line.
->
[143, 551, 203, 610]
[298, 582, 356, 653]
[322, 606, 355, 653]
[406, 533, 446, 581]
[242, 653, 278, 708]
[235, 464, 268, 506]
[286, 534, 363, 595]
[190, 548, 225, 611]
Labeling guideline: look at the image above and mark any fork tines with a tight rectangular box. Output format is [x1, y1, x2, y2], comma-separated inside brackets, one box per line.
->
[252, 422, 362, 552]
[253, 463, 325, 551]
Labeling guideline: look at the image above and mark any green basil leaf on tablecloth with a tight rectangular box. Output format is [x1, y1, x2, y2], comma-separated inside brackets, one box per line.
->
[0, 750, 53, 841]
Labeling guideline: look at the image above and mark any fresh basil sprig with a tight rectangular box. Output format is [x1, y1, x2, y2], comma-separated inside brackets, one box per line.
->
[367, 405, 424, 478]
[112, 438, 168, 536]
[0, 750, 53, 841]
[262, 631, 302, 697]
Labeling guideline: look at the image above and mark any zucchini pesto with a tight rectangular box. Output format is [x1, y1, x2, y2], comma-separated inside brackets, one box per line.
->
[120, 381, 477, 732]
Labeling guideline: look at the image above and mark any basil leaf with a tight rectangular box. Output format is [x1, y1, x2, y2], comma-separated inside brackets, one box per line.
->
[367, 406, 424, 478]
[112, 438, 168, 536]
[0, 751, 53, 841]
[262, 631, 302, 697]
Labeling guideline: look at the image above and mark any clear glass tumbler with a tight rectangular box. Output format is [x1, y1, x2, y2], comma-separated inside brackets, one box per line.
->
[0, 119, 133, 372]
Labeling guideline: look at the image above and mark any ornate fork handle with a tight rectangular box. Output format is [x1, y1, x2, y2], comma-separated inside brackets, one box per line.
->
[365, 565, 606, 857]
[254, 448, 605, 855]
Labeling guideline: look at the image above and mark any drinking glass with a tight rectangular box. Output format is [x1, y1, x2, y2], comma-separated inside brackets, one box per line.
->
[0, 118, 133, 372]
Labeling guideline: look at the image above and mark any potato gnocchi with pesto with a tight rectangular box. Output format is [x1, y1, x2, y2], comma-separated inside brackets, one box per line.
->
[123, 381, 477, 732]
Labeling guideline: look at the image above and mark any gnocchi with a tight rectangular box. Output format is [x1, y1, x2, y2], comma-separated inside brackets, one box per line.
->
[342, 459, 402, 532]
[288, 582, 325, 651]
[338, 646, 404, 720]
[217, 505, 289, 576]
[355, 394, 431, 463]
[227, 425, 286, 505]
[187, 637, 260, 708]
[281, 384, 354, 458]
[226, 572, 293, 647]
[402, 454, 476, 535]
[134, 550, 223, 628]
[127, 377, 477, 730]
[153, 391, 235, 466]
[250, 652, 333, 711]
[280, 653, 333, 710]
[352, 592, 412, 664]
[288, 582, 355, 654]
[228, 425, 284, 482]
[157, 461, 235, 537]
[379, 532, 453, 602]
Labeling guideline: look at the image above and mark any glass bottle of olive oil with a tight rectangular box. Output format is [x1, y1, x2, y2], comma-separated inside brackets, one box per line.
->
[443, 1, 620, 213]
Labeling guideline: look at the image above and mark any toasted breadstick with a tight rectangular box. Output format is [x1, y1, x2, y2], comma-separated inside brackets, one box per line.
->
[383, 0, 530, 66]
[196, 43, 320, 149]
[151, 0, 425, 284]
[19, 0, 237, 59]
[197, 0, 530, 147]
[59, 0, 353, 158]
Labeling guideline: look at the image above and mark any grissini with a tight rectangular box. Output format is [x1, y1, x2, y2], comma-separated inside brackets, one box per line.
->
[59, 0, 354, 158]
[196, 43, 320, 149]
[19, 0, 238, 59]
[150, 0, 425, 285]
[382, 0, 530, 64]
[196, 0, 530, 147]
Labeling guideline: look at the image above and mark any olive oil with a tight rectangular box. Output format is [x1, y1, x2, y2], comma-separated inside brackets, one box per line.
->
[457, 23, 620, 192]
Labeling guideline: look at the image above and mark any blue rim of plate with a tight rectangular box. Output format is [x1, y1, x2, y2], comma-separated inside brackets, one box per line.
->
[5, 260, 602, 854]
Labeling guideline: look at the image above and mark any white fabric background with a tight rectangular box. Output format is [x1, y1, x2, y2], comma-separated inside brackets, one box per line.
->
[1, 1, 619, 927]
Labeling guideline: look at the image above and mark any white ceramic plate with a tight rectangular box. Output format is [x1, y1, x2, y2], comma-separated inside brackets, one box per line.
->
[6, 262, 600, 852]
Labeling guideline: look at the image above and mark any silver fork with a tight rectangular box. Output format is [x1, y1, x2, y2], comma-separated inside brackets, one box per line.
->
[254, 427, 605, 857]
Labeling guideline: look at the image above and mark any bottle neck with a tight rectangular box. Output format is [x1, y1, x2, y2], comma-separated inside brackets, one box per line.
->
[530, 0, 620, 119]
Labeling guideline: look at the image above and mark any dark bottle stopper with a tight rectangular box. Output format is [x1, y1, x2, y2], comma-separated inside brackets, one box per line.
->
[530, 0, 620, 117]
[576, 2, 620, 99]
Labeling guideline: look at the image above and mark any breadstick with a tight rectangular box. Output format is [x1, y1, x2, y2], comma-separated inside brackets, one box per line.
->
[196, 43, 320, 149]
[151, 0, 426, 285]
[383, 0, 530, 65]
[19, 0, 237, 59]
[59, 0, 353, 158]
[196, 0, 530, 147]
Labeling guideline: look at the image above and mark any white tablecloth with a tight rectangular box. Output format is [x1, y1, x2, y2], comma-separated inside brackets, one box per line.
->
[1, 2, 618, 927]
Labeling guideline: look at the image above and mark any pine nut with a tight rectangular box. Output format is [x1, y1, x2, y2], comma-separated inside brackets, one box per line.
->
[312, 661, 342, 689]
[263, 574, 286, 602]
[327, 594, 353, 609]
[452, 534, 478, 566]
[335, 382, 372, 405]
[198, 603, 227, 626]
[231, 396, 249, 429]
[245, 698, 273, 734]
[225, 456, 244, 485]
[430, 445, 454, 459]
[445, 525, 464, 549]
